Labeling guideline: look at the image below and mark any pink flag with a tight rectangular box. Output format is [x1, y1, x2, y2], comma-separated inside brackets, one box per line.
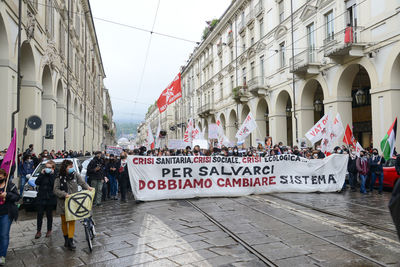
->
[1, 129, 17, 175]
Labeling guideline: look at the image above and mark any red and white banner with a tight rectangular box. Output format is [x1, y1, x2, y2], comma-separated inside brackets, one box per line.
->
[183, 118, 194, 144]
[343, 124, 357, 148]
[127, 154, 348, 201]
[236, 112, 257, 141]
[305, 113, 344, 145]
[157, 73, 182, 113]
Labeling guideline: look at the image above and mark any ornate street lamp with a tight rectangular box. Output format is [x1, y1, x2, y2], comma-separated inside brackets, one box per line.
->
[314, 99, 323, 112]
[355, 88, 366, 105]
[286, 107, 292, 118]
[264, 112, 269, 119]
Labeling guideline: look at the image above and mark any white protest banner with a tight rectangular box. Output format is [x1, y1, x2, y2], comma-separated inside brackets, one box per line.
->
[208, 124, 219, 139]
[127, 154, 348, 201]
[355, 142, 363, 157]
[193, 139, 209, 149]
[155, 118, 161, 149]
[146, 123, 155, 149]
[236, 112, 257, 141]
[192, 125, 201, 140]
[106, 146, 123, 156]
[168, 139, 187, 150]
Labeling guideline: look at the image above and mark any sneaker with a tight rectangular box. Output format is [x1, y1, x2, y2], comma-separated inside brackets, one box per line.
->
[0, 256, 5, 266]
[46, 231, 52, 237]
[35, 231, 41, 239]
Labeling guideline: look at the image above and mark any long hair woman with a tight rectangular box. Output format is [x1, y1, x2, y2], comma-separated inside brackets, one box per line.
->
[53, 160, 93, 250]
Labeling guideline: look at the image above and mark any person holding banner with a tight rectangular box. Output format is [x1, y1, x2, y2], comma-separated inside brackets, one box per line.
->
[53, 160, 93, 250]
[0, 168, 20, 266]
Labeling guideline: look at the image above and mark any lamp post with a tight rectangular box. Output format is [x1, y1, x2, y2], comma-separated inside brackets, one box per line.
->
[355, 88, 366, 105]
[286, 107, 292, 118]
[313, 99, 323, 112]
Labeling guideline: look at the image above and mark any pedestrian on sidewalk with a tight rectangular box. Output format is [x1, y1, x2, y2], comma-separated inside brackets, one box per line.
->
[87, 152, 107, 206]
[356, 151, 369, 194]
[369, 148, 386, 194]
[34, 160, 57, 239]
[106, 154, 118, 200]
[53, 160, 93, 251]
[348, 150, 358, 192]
[117, 152, 129, 203]
[0, 168, 20, 266]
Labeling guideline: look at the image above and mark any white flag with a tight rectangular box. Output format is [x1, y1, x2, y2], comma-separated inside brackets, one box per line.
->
[192, 124, 201, 140]
[355, 142, 363, 157]
[184, 118, 194, 144]
[155, 118, 161, 149]
[146, 123, 155, 149]
[235, 112, 257, 141]
[306, 113, 344, 144]
[216, 115, 228, 148]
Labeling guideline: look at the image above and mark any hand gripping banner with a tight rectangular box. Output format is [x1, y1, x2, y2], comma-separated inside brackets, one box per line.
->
[127, 154, 348, 201]
[65, 190, 95, 221]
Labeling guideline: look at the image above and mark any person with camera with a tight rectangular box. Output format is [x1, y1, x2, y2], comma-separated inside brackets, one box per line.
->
[87, 151, 107, 206]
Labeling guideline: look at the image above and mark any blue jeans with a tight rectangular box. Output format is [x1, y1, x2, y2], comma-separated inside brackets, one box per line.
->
[109, 175, 118, 197]
[19, 175, 27, 195]
[0, 214, 12, 257]
[359, 174, 367, 193]
[370, 172, 384, 193]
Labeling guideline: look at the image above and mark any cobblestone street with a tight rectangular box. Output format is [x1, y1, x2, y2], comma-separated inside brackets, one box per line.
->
[7, 191, 400, 266]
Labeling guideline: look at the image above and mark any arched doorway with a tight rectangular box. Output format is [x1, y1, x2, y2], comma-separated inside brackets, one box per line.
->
[203, 119, 209, 140]
[388, 53, 400, 150]
[337, 64, 372, 148]
[275, 90, 293, 146]
[0, 14, 10, 148]
[41, 65, 56, 150]
[300, 79, 325, 146]
[228, 109, 237, 142]
[66, 91, 73, 149]
[255, 98, 270, 145]
[219, 113, 226, 136]
[56, 81, 65, 150]
[19, 42, 39, 150]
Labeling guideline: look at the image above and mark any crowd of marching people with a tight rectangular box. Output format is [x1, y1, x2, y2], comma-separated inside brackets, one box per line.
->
[0, 139, 399, 265]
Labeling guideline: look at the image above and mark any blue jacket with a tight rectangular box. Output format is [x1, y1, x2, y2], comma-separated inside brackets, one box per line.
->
[19, 160, 35, 176]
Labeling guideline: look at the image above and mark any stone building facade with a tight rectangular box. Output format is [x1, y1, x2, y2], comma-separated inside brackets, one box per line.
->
[0, 0, 114, 152]
[143, 0, 400, 151]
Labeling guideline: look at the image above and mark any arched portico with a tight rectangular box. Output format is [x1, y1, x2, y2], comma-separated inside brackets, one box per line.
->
[41, 65, 56, 150]
[271, 89, 293, 146]
[255, 98, 270, 146]
[227, 109, 237, 142]
[56, 80, 65, 150]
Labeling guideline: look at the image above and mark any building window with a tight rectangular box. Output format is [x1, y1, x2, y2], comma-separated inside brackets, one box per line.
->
[325, 11, 334, 42]
[250, 37, 255, 46]
[279, 0, 284, 23]
[45, 0, 54, 37]
[59, 21, 65, 58]
[250, 62, 255, 80]
[220, 82, 223, 100]
[242, 67, 247, 86]
[220, 58, 223, 70]
[230, 75, 234, 90]
[307, 23, 315, 62]
[259, 19, 264, 39]
[260, 55, 264, 78]
[230, 49, 234, 62]
[279, 42, 285, 68]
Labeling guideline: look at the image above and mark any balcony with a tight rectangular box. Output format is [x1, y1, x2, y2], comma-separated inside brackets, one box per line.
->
[290, 48, 320, 76]
[248, 76, 269, 96]
[198, 103, 215, 118]
[323, 26, 366, 62]
[232, 86, 250, 103]
[254, 0, 264, 17]
[246, 10, 255, 26]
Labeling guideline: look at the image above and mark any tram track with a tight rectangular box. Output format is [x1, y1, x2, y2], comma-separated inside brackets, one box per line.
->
[187, 198, 391, 267]
[267, 194, 396, 234]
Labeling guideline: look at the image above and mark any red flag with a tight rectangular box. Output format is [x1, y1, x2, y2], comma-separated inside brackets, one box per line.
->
[1, 129, 17, 176]
[343, 124, 356, 148]
[157, 73, 182, 113]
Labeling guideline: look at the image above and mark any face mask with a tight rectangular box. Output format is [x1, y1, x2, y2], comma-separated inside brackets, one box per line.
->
[45, 168, 52, 174]
[337, 150, 342, 153]
[373, 152, 378, 155]
[68, 168, 75, 174]
[0, 156, 3, 160]
[0, 178, 5, 183]
[28, 159, 32, 162]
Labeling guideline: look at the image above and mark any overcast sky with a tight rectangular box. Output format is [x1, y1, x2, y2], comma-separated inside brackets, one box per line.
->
[91, 0, 231, 122]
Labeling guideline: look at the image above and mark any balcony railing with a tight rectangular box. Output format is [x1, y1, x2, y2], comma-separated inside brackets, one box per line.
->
[254, 0, 264, 17]
[323, 26, 365, 58]
[248, 76, 269, 96]
[290, 48, 320, 75]
[197, 103, 215, 118]
[232, 85, 250, 103]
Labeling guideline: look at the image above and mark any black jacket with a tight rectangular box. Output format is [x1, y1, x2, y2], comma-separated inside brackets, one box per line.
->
[2, 182, 20, 222]
[369, 155, 385, 173]
[116, 160, 129, 182]
[347, 156, 358, 174]
[35, 172, 56, 204]
[106, 160, 119, 176]
[87, 157, 105, 181]
[395, 155, 400, 175]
